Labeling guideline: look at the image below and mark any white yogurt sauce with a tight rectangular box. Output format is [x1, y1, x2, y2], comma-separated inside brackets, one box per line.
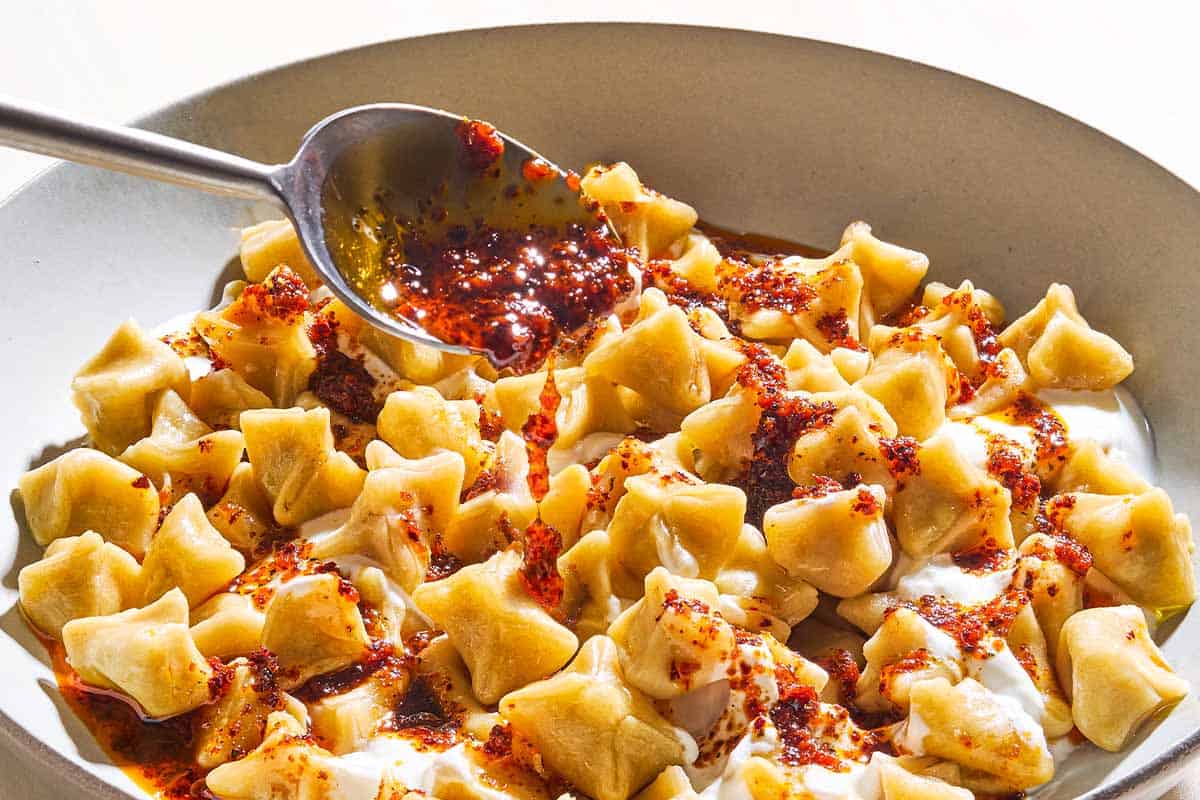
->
[1037, 386, 1156, 481]
[892, 554, 1015, 607]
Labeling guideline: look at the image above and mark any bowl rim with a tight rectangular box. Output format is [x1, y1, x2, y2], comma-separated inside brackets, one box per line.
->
[1, 21, 1197, 800]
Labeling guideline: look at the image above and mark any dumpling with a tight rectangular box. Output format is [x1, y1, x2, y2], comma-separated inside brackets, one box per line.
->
[18, 448, 160, 556]
[412, 548, 578, 704]
[190, 592, 265, 659]
[195, 266, 318, 406]
[241, 407, 366, 526]
[780, 338, 853, 393]
[713, 524, 819, 633]
[71, 319, 191, 454]
[119, 389, 244, 502]
[580, 162, 697, 259]
[606, 472, 746, 595]
[678, 387, 760, 484]
[500, 636, 692, 800]
[903, 677, 1053, 791]
[839, 221, 930, 327]
[1056, 605, 1189, 751]
[62, 589, 214, 719]
[857, 330, 959, 440]
[998, 284, 1133, 390]
[787, 400, 900, 492]
[442, 431, 537, 563]
[239, 218, 320, 286]
[260, 573, 371, 688]
[891, 430, 1014, 558]
[855, 608, 963, 713]
[538, 464, 592, 551]
[872, 753, 973, 800]
[1054, 490, 1195, 613]
[195, 656, 307, 768]
[1052, 440, 1151, 496]
[608, 568, 736, 699]
[558, 530, 624, 642]
[141, 493, 245, 607]
[493, 366, 635, 453]
[376, 386, 490, 484]
[763, 484, 891, 597]
[730, 258, 865, 351]
[206, 462, 280, 554]
[18, 531, 143, 639]
[1015, 533, 1087, 660]
[189, 368, 272, 431]
[584, 299, 712, 418]
[308, 670, 408, 755]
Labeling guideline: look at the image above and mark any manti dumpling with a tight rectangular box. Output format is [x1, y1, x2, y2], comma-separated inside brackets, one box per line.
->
[839, 221, 931, 329]
[413, 547, 578, 704]
[1053, 490, 1195, 613]
[239, 218, 320, 286]
[187, 368, 272, 431]
[141, 493, 245, 607]
[18, 531, 143, 639]
[260, 573, 371, 688]
[493, 366, 634, 453]
[763, 484, 891, 597]
[1056, 605, 1189, 751]
[119, 389, 245, 502]
[580, 162, 697, 260]
[858, 329, 959, 441]
[70, 318, 191, 455]
[442, 431, 537, 563]
[190, 592, 265, 659]
[903, 677, 1053, 791]
[206, 462, 279, 555]
[376, 386, 490, 485]
[500, 636, 693, 800]
[241, 407, 366, 526]
[195, 656, 308, 768]
[195, 266, 318, 406]
[61, 588, 214, 719]
[998, 283, 1133, 390]
[18, 447, 160, 556]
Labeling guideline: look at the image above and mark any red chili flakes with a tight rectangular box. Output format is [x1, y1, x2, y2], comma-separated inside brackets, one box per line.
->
[206, 659, 235, 701]
[852, 488, 880, 516]
[792, 475, 846, 500]
[482, 723, 515, 759]
[966, 302, 1003, 379]
[521, 158, 557, 183]
[307, 311, 381, 423]
[227, 267, 310, 325]
[770, 682, 848, 771]
[131, 475, 152, 490]
[879, 436, 921, 478]
[461, 469, 498, 503]
[294, 642, 400, 702]
[718, 255, 818, 316]
[1013, 643, 1040, 682]
[734, 344, 837, 525]
[455, 119, 505, 173]
[643, 258, 734, 327]
[1033, 495, 1093, 576]
[1053, 536, 1093, 576]
[1006, 393, 1069, 467]
[521, 369, 561, 501]
[951, 539, 1010, 573]
[519, 519, 565, 613]
[984, 433, 1041, 509]
[913, 588, 1029, 656]
[814, 649, 861, 705]
[815, 310, 864, 351]
[426, 534, 464, 582]
[475, 395, 504, 442]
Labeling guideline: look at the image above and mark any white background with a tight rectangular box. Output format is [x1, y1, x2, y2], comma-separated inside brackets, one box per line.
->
[1, 1, 1198, 797]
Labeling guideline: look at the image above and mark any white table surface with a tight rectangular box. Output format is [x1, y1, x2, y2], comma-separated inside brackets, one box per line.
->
[2, 1, 1198, 797]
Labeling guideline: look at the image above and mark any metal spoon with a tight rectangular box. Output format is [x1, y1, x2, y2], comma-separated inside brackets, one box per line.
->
[0, 98, 601, 357]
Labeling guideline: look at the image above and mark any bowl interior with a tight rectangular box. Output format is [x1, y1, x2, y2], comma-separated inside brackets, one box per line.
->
[1, 23, 1198, 800]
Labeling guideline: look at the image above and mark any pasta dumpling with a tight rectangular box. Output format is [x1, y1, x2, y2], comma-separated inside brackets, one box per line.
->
[71, 318, 191, 454]
[189, 368, 272, 431]
[580, 162, 697, 259]
[413, 548, 579, 704]
[18, 531, 143, 639]
[189, 592, 265, 659]
[141, 493, 246, 607]
[260, 573, 371, 688]
[18, 447, 160, 556]
[239, 218, 320, 286]
[195, 657, 307, 769]
[376, 386, 490, 484]
[62, 589, 214, 719]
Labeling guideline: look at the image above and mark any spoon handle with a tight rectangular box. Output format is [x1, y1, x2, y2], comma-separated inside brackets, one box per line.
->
[0, 96, 282, 204]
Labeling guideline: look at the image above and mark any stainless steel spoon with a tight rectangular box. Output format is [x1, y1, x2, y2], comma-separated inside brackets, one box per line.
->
[0, 97, 599, 357]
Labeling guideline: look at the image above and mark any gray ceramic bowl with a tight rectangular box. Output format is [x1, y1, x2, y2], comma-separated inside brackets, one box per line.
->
[0, 23, 1197, 800]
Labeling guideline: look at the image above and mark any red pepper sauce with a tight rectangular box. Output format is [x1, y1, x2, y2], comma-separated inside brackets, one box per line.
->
[521, 368, 561, 501]
[519, 519, 565, 615]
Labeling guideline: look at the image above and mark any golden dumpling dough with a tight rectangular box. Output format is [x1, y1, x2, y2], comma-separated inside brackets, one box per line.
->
[141, 493, 245, 607]
[241, 406, 366, 526]
[239, 218, 319, 286]
[18, 447, 160, 556]
[904, 280, 1004, 381]
[781, 338, 853, 393]
[120, 389, 245, 502]
[678, 387, 759, 484]
[998, 283, 1132, 390]
[608, 568, 736, 699]
[951, 348, 1030, 418]
[205, 462, 278, 554]
[734, 260, 865, 351]
[500, 636, 691, 800]
[1052, 440, 1151, 496]
[71, 318, 191, 455]
[1006, 605, 1074, 738]
[308, 672, 408, 755]
[494, 366, 635, 451]
[872, 753, 974, 800]
[891, 429, 1014, 558]
[62, 589, 214, 719]
[855, 608, 963, 713]
[1057, 605, 1190, 751]
[1015, 534, 1086, 660]
[763, 484, 891, 597]
[606, 473, 745, 595]
[442, 431, 537, 563]
[188, 368, 272, 431]
[788, 403, 898, 492]
[857, 331, 958, 440]
[413, 548, 578, 704]
[840, 221, 930, 323]
[538, 464, 592, 550]
[376, 386, 489, 485]
[906, 677, 1053, 791]
[635, 766, 698, 800]
[189, 592, 265, 660]
[261, 573, 371, 688]
[714, 524, 819, 632]
[559, 529, 623, 642]
[585, 302, 711, 418]
[18, 531, 143, 639]
[1056, 490, 1195, 612]
[580, 162, 697, 260]
[194, 658, 307, 769]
